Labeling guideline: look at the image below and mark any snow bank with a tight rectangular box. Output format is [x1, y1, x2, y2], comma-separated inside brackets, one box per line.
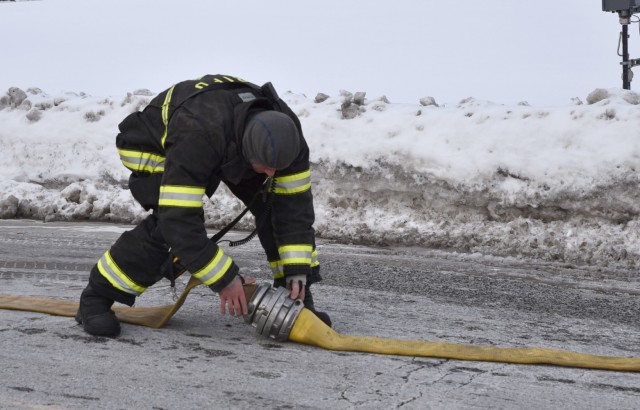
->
[1, 86, 640, 272]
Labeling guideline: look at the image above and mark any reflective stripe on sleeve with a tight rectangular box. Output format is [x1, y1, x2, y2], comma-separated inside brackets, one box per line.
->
[271, 248, 318, 278]
[96, 250, 147, 296]
[158, 185, 205, 208]
[273, 170, 311, 195]
[118, 148, 165, 173]
[192, 248, 233, 286]
[278, 244, 313, 265]
[269, 260, 285, 279]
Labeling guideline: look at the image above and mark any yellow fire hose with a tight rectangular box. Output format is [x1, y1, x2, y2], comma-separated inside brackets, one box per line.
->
[0, 276, 205, 329]
[2, 278, 640, 372]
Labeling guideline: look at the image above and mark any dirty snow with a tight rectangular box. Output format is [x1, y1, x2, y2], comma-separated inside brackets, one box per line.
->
[1, 85, 640, 273]
[2, 0, 640, 273]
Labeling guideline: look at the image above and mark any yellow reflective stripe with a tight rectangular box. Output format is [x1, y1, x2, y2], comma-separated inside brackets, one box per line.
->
[269, 260, 285, 279]
[194, 75, 246, 89]
[160, 85, 176, 149]
[118, 148, 165, 173]
[193, 248, 233, 286]
[273, 170, 311, 195]
[96, 251, 146, 296]
[271, 249, 317, 278]
[158, 185, 205, 208]
[278, 244, 313, 265]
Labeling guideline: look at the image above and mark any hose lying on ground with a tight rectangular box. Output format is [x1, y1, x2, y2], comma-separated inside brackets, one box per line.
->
[2, 279, 639, 372]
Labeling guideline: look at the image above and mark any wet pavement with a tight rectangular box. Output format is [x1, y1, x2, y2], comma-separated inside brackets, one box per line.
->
[1, 219, 639, 409]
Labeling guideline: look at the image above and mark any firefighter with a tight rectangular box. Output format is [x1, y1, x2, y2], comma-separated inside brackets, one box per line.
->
[75, 74, 330, 337]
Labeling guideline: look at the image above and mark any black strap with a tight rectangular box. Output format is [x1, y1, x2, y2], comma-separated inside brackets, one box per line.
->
[216, 176, 275, 247]
[167, 177, 274, 286]
[210, 199, 254, 244]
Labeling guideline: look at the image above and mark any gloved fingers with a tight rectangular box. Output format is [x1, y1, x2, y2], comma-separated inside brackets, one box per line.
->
[286, 274, 307, 289]
[289, 281, 299, 298]
[288, 280, 306, 301]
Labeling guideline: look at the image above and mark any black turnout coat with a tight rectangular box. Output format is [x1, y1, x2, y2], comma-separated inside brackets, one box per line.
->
[114, 74, 317, 292]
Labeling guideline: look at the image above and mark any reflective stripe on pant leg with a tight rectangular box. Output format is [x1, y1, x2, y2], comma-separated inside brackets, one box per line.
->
[102, 214, 170, 293]
[96, 250, 147, 296]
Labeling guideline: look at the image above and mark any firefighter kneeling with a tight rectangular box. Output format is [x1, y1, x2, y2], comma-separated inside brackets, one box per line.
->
[75, 75, 330, 337]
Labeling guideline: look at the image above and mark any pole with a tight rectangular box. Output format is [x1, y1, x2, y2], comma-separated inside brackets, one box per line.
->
[622, 22, 631, 89]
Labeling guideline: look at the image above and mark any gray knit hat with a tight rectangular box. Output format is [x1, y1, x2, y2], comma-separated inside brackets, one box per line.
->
[242, 111, 300, 169]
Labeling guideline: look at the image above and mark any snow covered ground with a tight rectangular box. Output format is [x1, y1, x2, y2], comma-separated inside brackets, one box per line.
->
[1, 85, 639, 273]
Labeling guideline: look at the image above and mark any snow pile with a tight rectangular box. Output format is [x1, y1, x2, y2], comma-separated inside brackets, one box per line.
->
[2, 86, 640, 272]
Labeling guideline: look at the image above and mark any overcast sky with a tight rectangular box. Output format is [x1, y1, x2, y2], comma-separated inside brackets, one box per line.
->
[1, 0, 637, 105]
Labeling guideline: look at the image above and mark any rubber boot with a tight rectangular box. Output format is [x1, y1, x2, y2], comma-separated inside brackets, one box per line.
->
[75, 285, 121, 337]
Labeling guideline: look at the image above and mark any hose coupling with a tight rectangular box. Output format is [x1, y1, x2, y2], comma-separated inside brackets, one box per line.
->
[244, 282, 304, 341]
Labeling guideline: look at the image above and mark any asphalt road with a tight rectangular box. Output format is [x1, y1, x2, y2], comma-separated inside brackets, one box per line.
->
[1, 219, 639, 409]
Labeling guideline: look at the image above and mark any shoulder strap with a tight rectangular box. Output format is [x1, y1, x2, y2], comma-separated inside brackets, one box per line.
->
[160, 75, 263, 148]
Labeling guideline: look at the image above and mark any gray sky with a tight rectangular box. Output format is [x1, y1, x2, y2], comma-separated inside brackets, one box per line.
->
[0, 0, 636, 105]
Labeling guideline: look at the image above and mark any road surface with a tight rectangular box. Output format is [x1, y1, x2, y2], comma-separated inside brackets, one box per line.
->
[1, 219, 639, 409]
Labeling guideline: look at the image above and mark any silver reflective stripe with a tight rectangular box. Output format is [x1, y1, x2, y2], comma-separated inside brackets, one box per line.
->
[159, 192, 202, 201]
[158, 186, 205, 208]
[279, 245, 313, 264]
[275, 178, 309, 190]
[270, 261, 284, 278]
[280, 250, 311, 259]
[118, 149, 165, 173]
[97, 252, 145, 296]
[193, 249, 233, 286]
[274, 170, 311, 195]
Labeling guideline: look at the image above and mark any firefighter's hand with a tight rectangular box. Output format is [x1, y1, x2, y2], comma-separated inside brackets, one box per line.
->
[218, 275, 255, 316]
[286, 274, 306, 301]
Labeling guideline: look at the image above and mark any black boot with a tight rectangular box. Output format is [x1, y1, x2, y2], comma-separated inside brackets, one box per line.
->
[302, 287, 332, 328]
[75, 285, 121, 337]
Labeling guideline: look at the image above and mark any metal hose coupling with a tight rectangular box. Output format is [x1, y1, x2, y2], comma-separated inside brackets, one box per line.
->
[244, 282, 304, 341]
